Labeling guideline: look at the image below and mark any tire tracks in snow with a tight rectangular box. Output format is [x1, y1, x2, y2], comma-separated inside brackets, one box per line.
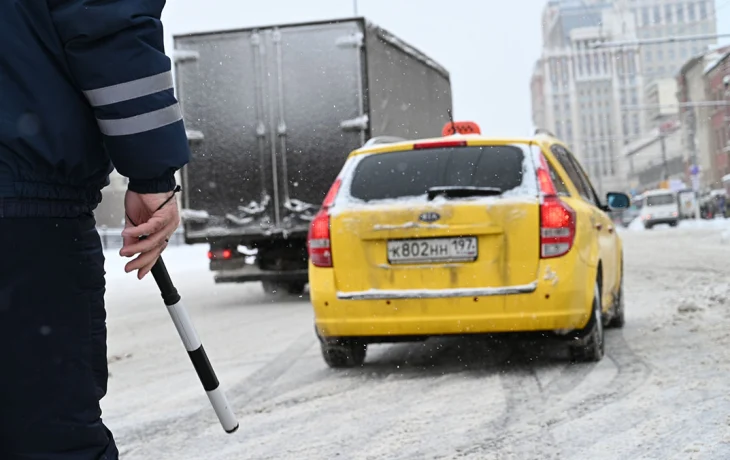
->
[451, 331, 650, 458]
[115, 330, 316, 454]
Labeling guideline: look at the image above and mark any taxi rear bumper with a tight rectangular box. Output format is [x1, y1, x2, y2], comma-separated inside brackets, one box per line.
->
[335, 282, 537, 300]
[311, 263, 595, 340]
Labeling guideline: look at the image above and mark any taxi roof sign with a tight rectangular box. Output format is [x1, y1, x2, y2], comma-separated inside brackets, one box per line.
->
[442, 121, 481, 136]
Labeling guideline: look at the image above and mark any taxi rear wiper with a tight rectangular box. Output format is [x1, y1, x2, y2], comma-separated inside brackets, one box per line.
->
[427, 186, 503, 200]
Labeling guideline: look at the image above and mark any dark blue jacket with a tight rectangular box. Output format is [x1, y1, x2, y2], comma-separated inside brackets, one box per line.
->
[0, 0, 190, 217]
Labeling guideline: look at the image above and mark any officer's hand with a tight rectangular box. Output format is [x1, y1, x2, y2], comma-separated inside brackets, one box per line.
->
[120, 190, 181, 279]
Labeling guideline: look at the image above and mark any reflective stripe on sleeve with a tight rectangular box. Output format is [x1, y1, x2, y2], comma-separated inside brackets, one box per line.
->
[97, 103, 183, 137]
[83, 71, 174, 107]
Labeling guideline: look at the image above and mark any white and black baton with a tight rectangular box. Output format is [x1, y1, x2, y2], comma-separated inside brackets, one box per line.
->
[128, 186, 239, 434]
[149, 257, 239, 433]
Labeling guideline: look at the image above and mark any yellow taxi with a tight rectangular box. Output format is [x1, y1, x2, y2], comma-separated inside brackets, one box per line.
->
[307, 122, 630, 368]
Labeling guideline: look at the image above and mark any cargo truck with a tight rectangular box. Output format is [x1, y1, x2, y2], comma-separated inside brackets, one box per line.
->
[173, 18, 453, 295]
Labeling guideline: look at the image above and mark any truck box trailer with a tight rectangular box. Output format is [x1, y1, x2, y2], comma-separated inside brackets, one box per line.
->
[174, 17, 453, 294]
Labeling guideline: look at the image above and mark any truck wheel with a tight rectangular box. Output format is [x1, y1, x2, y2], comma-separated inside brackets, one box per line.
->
[320, 340, 367, 369]
[570, 282, 605, 363]
[285, 281, 307, 295]
[261, 280, 306, 296]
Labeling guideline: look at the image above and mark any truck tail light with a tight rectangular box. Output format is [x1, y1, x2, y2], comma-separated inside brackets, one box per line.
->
[307, 178, 342, 268]
[208, 249, 233, 260]
[540, 196, 576, 258]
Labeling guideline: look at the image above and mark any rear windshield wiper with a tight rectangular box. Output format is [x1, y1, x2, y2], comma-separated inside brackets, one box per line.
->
[427, 186, 503, 201]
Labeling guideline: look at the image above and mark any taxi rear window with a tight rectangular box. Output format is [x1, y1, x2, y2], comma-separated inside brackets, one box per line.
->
[348, 146, 526, 202]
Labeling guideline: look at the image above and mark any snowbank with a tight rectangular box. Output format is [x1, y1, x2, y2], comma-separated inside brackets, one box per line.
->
[624, 217, 730, 233]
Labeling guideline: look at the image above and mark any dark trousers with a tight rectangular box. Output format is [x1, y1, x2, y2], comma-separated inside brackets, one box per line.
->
[0, 215, 119, 459]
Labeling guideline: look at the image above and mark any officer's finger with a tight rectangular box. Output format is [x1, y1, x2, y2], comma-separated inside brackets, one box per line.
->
[138, 240, 168, 280]
[124, 246, 162, 276]
[120, 228, 166, 257]
[121, 215, 168, 240]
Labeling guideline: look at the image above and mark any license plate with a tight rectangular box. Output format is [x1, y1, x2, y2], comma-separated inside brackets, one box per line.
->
[387, 237, 478, 264]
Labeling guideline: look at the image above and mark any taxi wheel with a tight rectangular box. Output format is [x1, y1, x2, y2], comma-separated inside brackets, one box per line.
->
[607, 269, 625, 329]
[570, 282, 605, 363]
[320, 340, 367, 369]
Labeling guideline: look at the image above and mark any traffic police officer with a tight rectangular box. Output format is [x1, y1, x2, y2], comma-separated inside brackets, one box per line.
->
[0, 1, 189, 458]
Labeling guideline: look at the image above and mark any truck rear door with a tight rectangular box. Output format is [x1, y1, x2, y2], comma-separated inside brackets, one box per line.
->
[175, 20, 366, 237]
[175, 31, 272, 235]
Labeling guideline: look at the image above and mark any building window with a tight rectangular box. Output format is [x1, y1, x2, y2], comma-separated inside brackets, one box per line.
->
[699, 1, 707, 19]
[676, 4, 684, 22]
[627, 51, 636, 75]
[645, 50, 653, 62]
[665, 4, 673, 23]
[669, 48, 676, 59]
[642, 7, 651, 25]
[654, 5, 661, 23]
[687, 2, 696, 21]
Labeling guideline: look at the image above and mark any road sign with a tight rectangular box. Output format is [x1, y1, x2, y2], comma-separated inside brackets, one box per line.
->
[690, 164, 700, 176]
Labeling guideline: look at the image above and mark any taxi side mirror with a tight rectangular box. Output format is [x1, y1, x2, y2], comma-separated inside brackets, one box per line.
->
[606, 192, 630, 210]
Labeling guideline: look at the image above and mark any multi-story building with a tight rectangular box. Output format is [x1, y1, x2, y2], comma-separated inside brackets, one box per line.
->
[644, 78, 679, 128]
[532, 0, 720, 193]
[531, 62, 546, 130]
[624, 119, 685, 190]
[625, 0, 717, 81]
[677, 46, 730, 190]
[705, 51, 730, 184]
[532, 0, 644, 194]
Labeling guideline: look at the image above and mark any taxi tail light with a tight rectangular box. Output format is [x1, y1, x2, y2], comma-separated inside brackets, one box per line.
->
[540, 196, 576, 259]
[307, 178, 342, 268]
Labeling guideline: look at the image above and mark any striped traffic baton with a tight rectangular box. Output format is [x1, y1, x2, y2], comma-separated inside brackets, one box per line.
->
[150, 256, 239, 433]
[127, 186, 238, 433]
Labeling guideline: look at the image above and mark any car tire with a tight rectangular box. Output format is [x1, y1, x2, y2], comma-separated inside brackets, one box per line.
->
[606, 267, 625, 329]
[669, 221, 678, 227]
[644, 223, 652, 230]
[320, 339, 367, 369]
[570, 282, 605, 363]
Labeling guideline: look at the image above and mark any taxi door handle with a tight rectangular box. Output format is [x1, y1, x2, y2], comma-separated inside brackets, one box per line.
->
[594, 223, 603, 231]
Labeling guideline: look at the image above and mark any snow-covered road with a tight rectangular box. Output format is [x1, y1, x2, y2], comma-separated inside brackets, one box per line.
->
[102, 221, 730, 460]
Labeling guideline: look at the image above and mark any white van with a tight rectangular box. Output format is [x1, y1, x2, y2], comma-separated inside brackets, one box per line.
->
[639, 189, 679, 229]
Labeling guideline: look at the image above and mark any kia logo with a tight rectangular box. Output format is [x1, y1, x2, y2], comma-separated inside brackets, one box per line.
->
[419, 212, 441, 223]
